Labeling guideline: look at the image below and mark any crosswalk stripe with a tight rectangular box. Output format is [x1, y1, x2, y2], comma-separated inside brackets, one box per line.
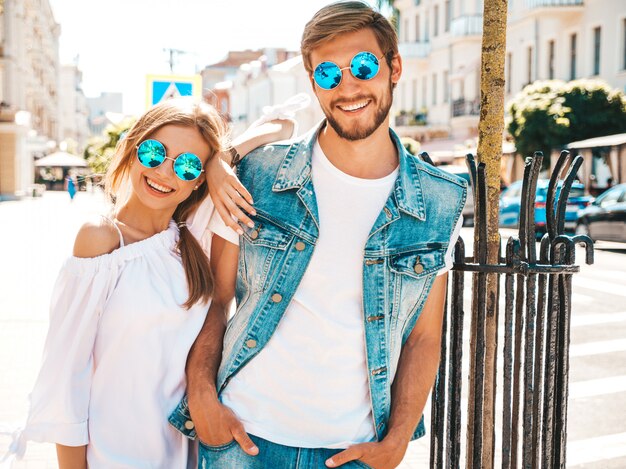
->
[572, 277, 626, 298]
[570, 338, 626, 357]
[580, 269, 626, 282]
[569, 376, 626, 399]
[567, 432, 626, 466]
[572, 311, 626, 327]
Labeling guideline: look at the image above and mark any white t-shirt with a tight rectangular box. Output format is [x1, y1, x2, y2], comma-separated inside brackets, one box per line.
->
[221, 142, 461, 448]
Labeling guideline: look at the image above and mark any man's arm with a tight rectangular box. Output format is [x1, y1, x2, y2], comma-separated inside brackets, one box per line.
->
[327, 273, 447, 469]
[185, 235, 258, 455]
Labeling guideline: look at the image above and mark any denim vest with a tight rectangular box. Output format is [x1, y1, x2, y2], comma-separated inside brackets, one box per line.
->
[169, 122, 467, 443]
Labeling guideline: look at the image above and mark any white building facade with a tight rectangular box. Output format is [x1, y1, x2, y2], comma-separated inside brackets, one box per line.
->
[60, 65, 90, 154]
[394, 0, 626, 145]
[0, 0, 61, 197]
[228, 55, 324, 138]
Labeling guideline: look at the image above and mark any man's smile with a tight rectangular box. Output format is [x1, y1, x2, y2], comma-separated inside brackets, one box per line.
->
[336, 99, 372, 114]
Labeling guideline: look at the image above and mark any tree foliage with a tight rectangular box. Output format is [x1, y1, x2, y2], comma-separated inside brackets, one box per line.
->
[507, 79, 626, 159]
[83, 117, 136, 176]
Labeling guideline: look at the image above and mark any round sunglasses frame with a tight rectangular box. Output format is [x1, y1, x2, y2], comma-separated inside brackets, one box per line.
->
[312, 51, 386, 90]
[135, 139, 205, 182]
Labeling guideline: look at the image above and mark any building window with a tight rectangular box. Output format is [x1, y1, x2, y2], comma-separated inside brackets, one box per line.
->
[570, 33, 577, 80]
[434, 5, 439, 37]
[548, 40, 555, 79]
[593, 26, 601, 76]
[432, 73, 437, 105]
[422, 76, 427, 108]
[527, 46, 533, 85]
[416, 14, 420, 41]
[413, 79, 419, 110]
[445, 0, 451, 33]
[405, 19, 410, 42]
[443, 70, 449, 103]
[507, 52, 512, 93]
[425, 10, 430, 41]
[415, 0, 421, 5]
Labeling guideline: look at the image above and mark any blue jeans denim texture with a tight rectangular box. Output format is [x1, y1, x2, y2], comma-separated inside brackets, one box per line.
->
[199, 434, 372, 469]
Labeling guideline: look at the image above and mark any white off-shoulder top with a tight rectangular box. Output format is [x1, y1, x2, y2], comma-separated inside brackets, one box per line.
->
[9, 197, 237, 469]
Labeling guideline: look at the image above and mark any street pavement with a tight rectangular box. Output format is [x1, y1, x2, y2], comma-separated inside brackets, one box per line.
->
[0, 191, 625, 468]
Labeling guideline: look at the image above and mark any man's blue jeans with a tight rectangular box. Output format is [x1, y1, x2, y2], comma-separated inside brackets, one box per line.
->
[198, 434, 372, 469]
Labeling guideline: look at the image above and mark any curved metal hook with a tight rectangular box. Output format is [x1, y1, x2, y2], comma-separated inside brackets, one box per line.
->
[570, 235, 594, 265]
[454, 235, 466, 265]
[546, 150, 571, 239]
[519, 153, 543, 263]
[505, 236, 522, 266]
[553, 155, 584, 237]
[419, 151, 435, 166]
[550, 235, 576, 265]
[539, 233, 552, 264]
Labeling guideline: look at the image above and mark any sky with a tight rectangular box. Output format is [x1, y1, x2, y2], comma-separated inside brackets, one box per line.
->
[48, 0, 379, 115]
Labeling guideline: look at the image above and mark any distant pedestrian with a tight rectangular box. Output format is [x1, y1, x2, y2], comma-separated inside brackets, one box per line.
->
[4, 97, 294, 468]
[65, 172, 77, 201]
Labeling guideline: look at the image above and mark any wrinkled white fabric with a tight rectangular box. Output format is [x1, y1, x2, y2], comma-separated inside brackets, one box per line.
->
[251, 93, 311, 137]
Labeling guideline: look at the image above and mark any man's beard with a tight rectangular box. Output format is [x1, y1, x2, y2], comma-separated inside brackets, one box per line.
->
[323, 79, 393, 141]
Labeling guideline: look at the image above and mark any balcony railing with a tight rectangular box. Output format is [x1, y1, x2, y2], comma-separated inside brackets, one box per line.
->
[450, 15, 483, 37]
[398, 41, 431, 59]
[526, 0, 583, 7]
[452, 98, 480, 117]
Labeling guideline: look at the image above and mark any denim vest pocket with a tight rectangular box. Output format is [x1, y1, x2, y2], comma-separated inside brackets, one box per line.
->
[242, 218, 294, 249]
[388, 249, 445, 324]
[388, 248, 444, 279]
[240, 219, 295, 293]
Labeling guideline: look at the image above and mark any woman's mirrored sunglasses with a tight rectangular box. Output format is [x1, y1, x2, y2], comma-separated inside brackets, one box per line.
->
[136, 139, 204, 181]
[313, 51, 385, 90]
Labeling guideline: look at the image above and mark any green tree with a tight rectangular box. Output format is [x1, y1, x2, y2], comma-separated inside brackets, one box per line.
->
[84, 117, 136, 176]
[507, 79, 626, 161]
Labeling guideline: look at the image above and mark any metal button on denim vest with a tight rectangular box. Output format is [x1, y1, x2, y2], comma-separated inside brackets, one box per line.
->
[169, 122, 467, 442]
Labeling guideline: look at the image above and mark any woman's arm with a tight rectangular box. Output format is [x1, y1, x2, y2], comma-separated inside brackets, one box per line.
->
[207, 119, 294, 233]
[56, 444, 87, 469]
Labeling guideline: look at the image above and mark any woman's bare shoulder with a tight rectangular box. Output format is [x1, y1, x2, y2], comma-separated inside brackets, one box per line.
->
[73, 216, 122, 258]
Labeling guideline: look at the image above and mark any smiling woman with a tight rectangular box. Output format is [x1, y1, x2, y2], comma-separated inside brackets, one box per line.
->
[4, 97, 296, 469]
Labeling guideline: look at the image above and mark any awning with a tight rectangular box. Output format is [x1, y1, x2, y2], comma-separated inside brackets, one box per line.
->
[35, 151, 88, 167]
[567, 133, 626, 150]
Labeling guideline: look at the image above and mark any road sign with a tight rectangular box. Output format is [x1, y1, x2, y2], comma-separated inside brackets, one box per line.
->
[145, 74, 202, 109]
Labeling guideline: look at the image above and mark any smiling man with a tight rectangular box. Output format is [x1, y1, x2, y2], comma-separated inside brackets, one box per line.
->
[169, 2, 467, 468]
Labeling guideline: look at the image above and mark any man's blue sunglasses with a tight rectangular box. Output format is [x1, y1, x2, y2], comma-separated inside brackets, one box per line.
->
[136, 139, 204, 182]
[313, 51, 386, 90]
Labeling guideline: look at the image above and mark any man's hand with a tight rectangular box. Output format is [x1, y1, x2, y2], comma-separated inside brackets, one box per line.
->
[325, 438, 408, 468]
[188, 393, 259, 456]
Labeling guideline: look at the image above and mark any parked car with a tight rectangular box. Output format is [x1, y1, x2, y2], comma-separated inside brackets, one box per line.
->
[499, 179, 592, 235]
[575, 183, 626, 242]
[440, 164, 474, 226]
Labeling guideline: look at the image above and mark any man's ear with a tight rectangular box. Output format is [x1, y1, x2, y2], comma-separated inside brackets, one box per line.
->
[308, 73, 317, 93]
[390, 53, 402, 85]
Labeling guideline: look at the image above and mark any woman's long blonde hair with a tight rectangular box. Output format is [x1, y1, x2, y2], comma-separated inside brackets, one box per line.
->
[105, 98, 228, 308]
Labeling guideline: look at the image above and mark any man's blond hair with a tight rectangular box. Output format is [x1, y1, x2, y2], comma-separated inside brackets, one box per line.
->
[301, 1, 398, 74]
